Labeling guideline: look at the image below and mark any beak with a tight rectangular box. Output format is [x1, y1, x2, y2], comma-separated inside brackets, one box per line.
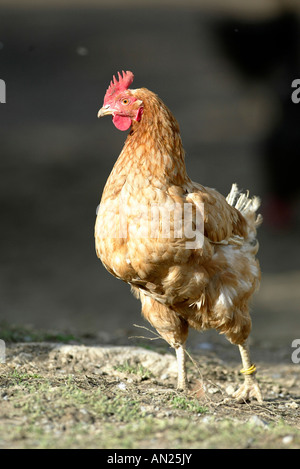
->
[98, 104, 113, 118]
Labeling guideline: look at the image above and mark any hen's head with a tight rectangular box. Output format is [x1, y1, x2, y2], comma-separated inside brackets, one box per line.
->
[98, 71, 143, 131]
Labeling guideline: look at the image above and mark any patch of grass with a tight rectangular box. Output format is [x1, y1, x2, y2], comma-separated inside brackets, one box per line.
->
[2, 372, 145, 424]
[96, 394, 145, 422]
[170, 395, 208, 414]
[56, 381, 145, 423]
[0, 322, 79, 344]
[113, 360, 153, 379]
[9, 370, 43, 384]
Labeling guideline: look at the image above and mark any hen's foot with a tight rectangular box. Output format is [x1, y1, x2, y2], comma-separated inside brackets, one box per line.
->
[232, 377, 263, 404]
[234, 343, 263, 403]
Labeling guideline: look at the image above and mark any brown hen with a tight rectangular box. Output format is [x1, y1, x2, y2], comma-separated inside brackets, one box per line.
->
[95, 71, 262, 403]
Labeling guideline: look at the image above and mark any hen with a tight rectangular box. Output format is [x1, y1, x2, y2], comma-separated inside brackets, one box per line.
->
[95, 71, 262, 403]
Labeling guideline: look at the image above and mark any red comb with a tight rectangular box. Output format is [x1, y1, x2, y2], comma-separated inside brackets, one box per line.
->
[104, 70, 134, 105]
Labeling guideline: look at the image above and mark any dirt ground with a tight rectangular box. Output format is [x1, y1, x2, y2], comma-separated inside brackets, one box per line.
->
[0, 330, 300, 449]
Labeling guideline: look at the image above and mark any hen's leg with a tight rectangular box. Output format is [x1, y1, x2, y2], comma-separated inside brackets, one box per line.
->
[140, 293, 189, 391]
[175, 345, 188, 391]
[233, 342, 263, 403]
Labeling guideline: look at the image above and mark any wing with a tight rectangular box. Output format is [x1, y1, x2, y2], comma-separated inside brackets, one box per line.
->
[185, 181, 248, 244]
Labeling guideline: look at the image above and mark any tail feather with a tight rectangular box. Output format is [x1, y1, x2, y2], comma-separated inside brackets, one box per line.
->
[227, 183, 262, 228]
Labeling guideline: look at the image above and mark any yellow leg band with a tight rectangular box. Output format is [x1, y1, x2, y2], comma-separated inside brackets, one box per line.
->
[240, 364, 256, 375]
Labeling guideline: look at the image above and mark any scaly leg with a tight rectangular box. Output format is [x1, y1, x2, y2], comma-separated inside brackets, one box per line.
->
[175, 345, 188, 391]
[233, 342, 263, 403]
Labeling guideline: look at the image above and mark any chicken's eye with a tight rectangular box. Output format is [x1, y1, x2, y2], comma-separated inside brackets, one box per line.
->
[122, 98, 129, 105]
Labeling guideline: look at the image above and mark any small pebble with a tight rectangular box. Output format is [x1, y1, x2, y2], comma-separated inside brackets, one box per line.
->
[285, 401, 298, 409]
[282, 435, 294, 445]
[225, 384, 235, 396]
[248, 415, 268, 427]
[208, 387, 219, 394]
[201, 415, 214, 424]
[117, 382, 126, 391]
[161, 373, 169, 380]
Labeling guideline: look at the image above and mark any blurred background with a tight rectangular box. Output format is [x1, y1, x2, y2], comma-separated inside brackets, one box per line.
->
[0, 0, 299, 351]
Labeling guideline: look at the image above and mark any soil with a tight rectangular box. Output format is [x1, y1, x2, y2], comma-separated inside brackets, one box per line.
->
[1, 336, 299, 449]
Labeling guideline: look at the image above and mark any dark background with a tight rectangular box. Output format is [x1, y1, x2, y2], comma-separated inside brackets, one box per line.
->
[0, 0, 299, 350]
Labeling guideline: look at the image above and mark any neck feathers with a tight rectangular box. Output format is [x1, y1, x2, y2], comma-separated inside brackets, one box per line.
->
[122, 88, 189, 186]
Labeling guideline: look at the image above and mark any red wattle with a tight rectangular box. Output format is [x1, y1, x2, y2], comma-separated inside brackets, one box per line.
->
[113, 115, 132, 131]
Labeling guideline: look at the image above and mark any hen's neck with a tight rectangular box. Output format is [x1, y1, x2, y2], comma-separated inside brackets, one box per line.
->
[115, 88, 189, 187]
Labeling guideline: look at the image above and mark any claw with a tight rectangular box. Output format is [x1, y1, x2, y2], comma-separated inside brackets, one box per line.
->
[232, 378, 263, 404]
